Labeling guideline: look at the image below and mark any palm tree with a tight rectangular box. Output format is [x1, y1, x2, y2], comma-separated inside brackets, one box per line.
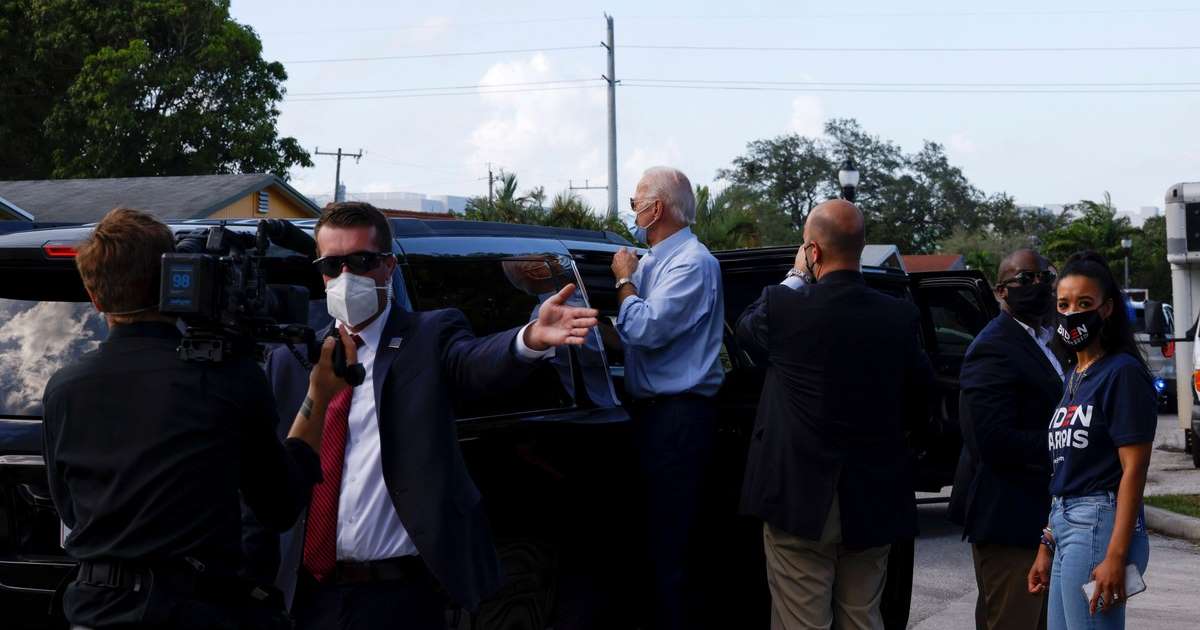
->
[691, 185, 761, 251]
[1043, 192, 1136, 265]
[463, 172, 543, 224]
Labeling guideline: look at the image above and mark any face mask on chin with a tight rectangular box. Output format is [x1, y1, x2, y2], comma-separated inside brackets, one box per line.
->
[326, 272, 390, 328]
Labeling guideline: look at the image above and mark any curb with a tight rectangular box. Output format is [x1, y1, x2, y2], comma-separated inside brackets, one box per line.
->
[1144, 505, 1200, 542]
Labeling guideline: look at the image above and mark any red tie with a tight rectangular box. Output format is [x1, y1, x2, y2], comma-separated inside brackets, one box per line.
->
[302, 331, 363, 582]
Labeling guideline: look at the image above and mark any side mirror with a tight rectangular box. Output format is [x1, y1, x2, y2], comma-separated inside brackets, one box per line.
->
[1145, 300, 1169, 347]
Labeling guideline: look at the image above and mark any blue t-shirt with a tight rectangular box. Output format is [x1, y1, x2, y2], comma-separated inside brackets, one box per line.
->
[1047, 353, 1157, 498]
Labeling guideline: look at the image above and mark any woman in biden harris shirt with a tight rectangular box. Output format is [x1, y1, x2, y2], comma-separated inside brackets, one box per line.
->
[1027, 251, 1156, 630]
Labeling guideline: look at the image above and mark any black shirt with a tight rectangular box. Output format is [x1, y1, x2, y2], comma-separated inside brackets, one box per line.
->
[1048, 352, 1157, 497]
[42, 321, 320, 577]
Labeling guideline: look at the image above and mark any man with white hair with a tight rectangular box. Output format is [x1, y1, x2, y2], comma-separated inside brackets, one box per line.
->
[610, 166, 725, 630]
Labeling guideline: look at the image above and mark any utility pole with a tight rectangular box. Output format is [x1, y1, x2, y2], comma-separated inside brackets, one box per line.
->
[602, 14, 618, 220]
[487, 163, 495, 209]
[314, 147, 362, 202]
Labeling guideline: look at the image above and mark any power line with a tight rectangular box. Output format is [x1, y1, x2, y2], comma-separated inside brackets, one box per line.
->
[288, 78, 598, 97]
[621, 82, 1200, 94]
[264, 16, 595, 36]
[283, 45, 597, 64]
[286, 84, 602, 102]
[623, 78, 1200, 88]
[621, 43, 1200, 53]
[622, 8, 1200, 21]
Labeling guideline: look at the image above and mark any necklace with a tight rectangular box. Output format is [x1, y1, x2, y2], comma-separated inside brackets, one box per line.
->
[1068, 353, 1105, 399]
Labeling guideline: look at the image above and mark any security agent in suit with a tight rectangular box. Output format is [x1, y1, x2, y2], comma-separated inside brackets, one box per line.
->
[260, 202, 599, 630]
[736, 200, 934, 630]
[947, 250, 1064, 630]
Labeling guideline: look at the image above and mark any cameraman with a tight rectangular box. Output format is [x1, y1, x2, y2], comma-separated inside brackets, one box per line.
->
[41, 208, 355, 629]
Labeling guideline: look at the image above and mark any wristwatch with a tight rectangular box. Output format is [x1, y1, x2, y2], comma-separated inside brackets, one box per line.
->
[615, 277, 635, 291]
[785, 268, 807, 282]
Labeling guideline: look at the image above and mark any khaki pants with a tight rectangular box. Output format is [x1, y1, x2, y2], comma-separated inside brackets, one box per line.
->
[971, 544, 1047, 630]
[762, 498, 891, 630]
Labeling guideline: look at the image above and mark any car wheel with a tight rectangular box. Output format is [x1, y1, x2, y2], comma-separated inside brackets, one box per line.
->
[465, 539, 558, 630]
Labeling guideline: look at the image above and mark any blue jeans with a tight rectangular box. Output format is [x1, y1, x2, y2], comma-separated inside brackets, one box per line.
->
[1048, 492, 1150, 630]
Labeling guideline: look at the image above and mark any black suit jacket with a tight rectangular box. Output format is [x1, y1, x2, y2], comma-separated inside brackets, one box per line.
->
[736, 271, 933, 548]
[947, 312, 1063, 548]
[261, 305, 537, 612]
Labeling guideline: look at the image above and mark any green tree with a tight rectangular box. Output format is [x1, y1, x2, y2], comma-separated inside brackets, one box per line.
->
[692, 185, 760, 251]
[717, 118, 1017, 253]
[1042, 193, 1136, 265]
[0, 0, 309, 179]
[937, 227, 1037, 285]
[461, 176, 633, 241]
[1130, 214, 1171, 301]
[715, 134, 833, 236]
[463, 171, 543, 224]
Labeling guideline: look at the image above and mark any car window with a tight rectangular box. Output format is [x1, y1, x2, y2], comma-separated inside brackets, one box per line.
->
[918, 285, 990, 378]
[0, 299, 108, 417]
[407, 256, 618, 419]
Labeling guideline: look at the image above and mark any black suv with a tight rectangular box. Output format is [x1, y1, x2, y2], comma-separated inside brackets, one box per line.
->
[0, 218, 997, 629]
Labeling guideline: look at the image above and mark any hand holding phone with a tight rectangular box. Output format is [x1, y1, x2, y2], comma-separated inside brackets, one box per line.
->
[1082, 564, 1146, 612]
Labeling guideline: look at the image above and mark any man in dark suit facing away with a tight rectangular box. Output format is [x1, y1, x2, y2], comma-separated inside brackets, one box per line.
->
[261, 202, 599, 629]
[948, 249, 1063, 630]
[736, 199, 933, 630]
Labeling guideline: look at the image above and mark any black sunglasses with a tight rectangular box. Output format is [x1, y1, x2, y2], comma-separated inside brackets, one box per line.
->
[998, 270, 1056, 288]
[313, 251, 392, 277]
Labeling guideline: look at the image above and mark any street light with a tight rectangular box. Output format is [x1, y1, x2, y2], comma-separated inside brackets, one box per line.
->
[838, 158, 860, 203]
[1121, 237, 1133, 289]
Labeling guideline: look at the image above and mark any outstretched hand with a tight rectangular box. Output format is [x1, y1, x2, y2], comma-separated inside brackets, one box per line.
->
[525, 284, 600, 351]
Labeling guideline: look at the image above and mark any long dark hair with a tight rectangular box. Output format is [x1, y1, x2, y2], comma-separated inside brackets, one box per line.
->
[1055, 250, 1147, 370]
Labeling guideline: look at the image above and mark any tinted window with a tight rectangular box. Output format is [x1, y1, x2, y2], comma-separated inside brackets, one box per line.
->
[919, 286, 990, 378]
[407, 256, 618, 419]
[0, 299, 108, 417]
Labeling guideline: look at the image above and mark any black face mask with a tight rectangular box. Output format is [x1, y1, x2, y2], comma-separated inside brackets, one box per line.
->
[1056, 309, 1104, 351]
[1005, 282, 1054, 320]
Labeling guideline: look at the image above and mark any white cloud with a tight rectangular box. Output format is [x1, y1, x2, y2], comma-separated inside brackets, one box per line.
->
[468, 54, 606, 196]
[0, 302, 104, 414]
[948, 131, 977, 155]
[787, 96, 825, 138]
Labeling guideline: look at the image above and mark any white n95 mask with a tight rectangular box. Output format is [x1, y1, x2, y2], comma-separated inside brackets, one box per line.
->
[325, 272, 389, 328]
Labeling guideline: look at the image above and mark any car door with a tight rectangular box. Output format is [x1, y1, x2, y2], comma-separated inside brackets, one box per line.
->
[397, 237, 625, 430]
[908, 270, 999, 492]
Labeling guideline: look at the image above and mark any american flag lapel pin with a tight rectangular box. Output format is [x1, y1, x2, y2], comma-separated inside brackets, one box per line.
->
[387, 337, 404, 349]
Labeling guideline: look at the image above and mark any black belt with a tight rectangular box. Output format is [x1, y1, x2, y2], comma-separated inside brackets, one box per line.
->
[77, 558, 278, 606]
[333, 556, 426, 585]
[77, 560, 146, 591]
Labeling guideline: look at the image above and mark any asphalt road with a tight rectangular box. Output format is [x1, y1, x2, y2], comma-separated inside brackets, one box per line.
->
[907, 415, 1200, 629]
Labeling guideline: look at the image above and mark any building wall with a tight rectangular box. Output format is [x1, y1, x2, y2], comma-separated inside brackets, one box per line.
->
[207, 186, 316, 219]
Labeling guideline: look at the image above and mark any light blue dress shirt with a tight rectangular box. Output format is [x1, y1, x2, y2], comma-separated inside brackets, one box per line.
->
[616, 227, 725, 399]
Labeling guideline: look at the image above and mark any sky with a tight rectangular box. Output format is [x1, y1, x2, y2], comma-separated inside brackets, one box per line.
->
[228, 0, 1200, 226]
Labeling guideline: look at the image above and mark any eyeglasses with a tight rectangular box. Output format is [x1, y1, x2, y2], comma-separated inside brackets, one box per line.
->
[313, 251, 392, 277]
[629, 197, 656, 213]
[999, 270, 1056, 288]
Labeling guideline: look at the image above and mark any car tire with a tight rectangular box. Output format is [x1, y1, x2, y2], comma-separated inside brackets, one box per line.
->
[462, 539, 558, 630]
[1193, 436, 1200, 469]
